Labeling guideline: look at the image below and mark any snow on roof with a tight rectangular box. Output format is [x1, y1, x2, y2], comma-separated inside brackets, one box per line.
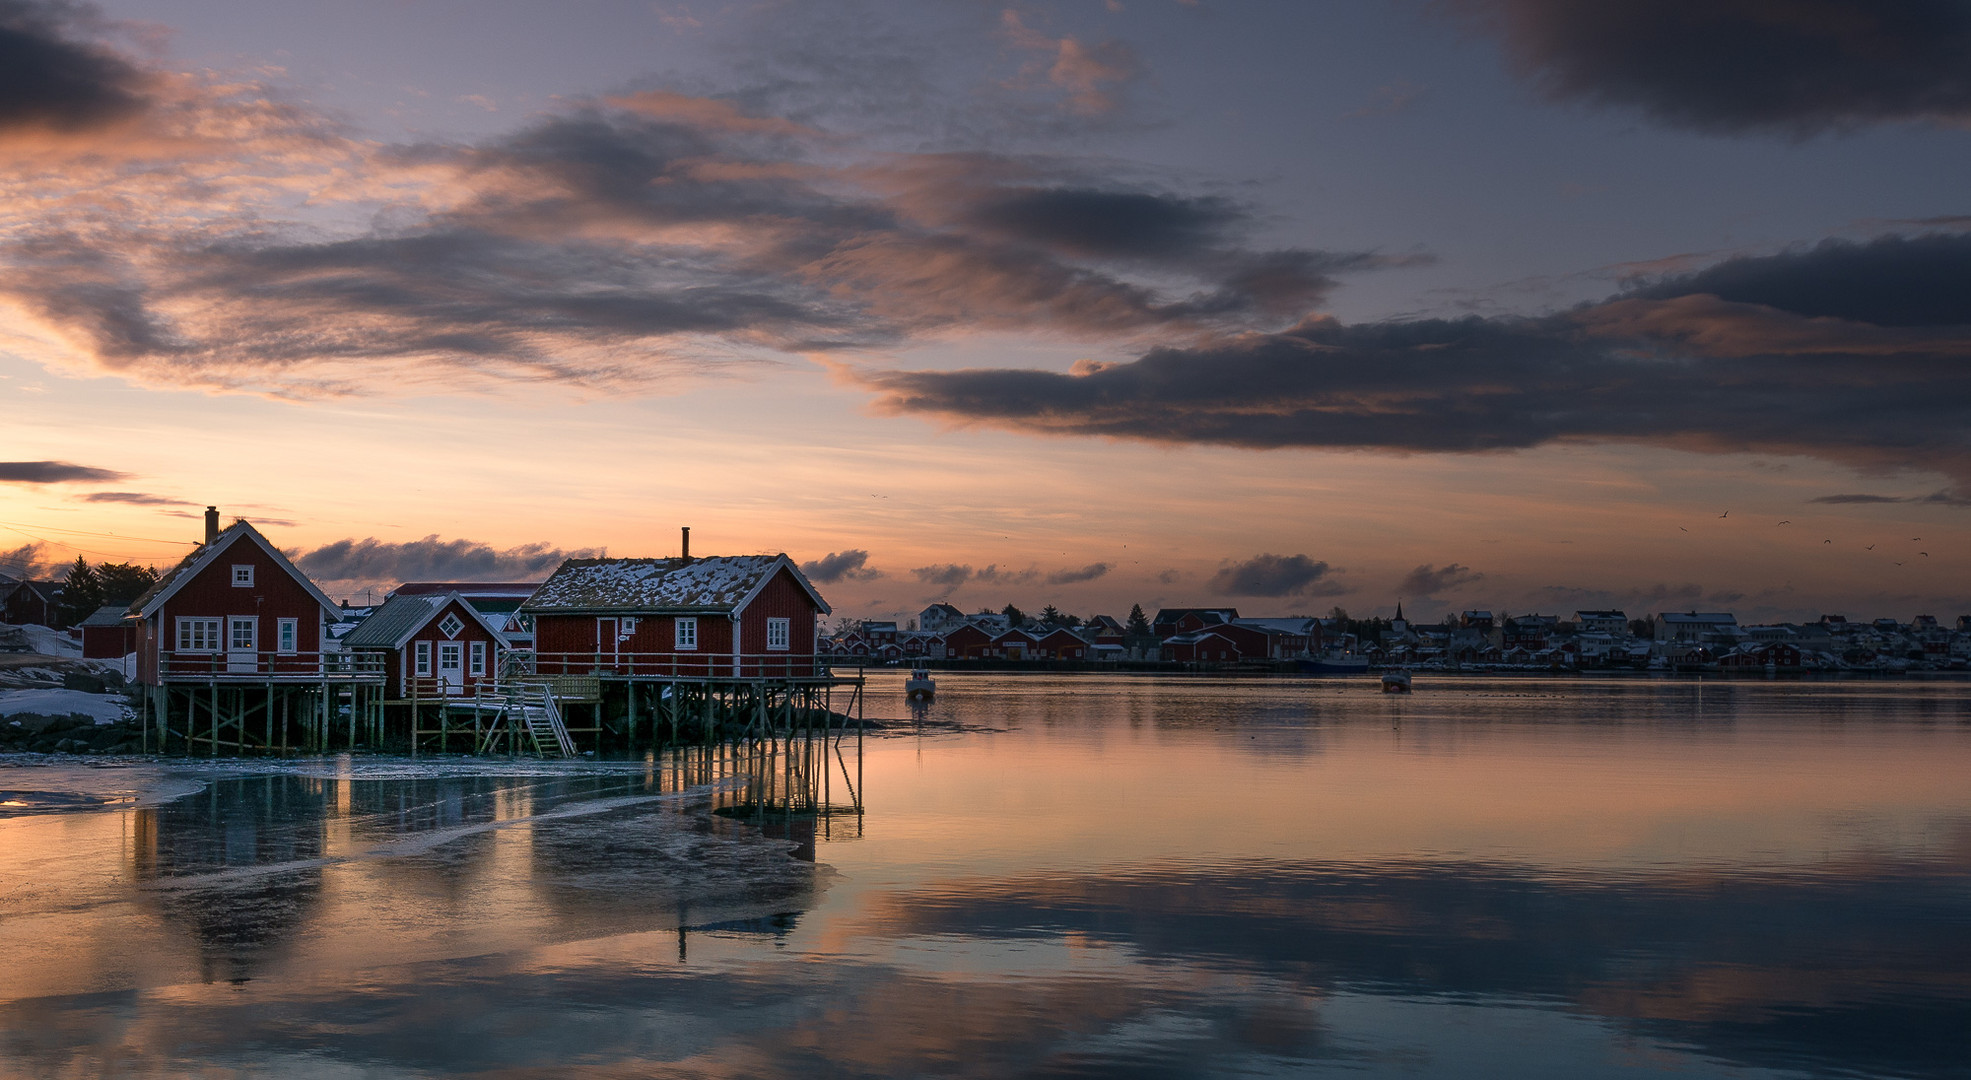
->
[521, 555, 829, 615]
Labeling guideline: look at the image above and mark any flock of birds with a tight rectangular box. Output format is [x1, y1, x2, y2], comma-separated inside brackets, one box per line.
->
[1680, 512, 1934, 565]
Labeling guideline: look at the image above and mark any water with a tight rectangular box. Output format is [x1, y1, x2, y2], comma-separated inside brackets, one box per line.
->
[2, 674, 1968, 1078]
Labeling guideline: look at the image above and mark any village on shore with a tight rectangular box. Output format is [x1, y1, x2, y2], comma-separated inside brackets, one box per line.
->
[823, 603, 1971, 674]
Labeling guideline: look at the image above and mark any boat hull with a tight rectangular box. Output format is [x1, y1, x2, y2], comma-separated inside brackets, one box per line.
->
[1298, 656, 1370, 675]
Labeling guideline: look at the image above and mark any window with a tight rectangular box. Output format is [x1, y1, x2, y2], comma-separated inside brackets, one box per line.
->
[438, 642, 462, 672]
[438, 612, 464, 639]
[766, 617, 790, 651]
[414, 641, 432, 676]
[277, 618, 298, 654]
[675, 617, 697, 650]
[176, 617, 221, 652]
[231, 564, 254, 587]
[228, 617, 257, 652]
[470, 641, 487, 676]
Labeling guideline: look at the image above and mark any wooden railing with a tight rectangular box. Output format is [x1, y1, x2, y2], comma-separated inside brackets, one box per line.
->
[514, 650, 836, 680]
[157, 650, 385, 682]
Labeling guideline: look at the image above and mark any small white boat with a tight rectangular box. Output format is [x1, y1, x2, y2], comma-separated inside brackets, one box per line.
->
[904, 667, 936, 701]
[1380, 669, 1413, 693]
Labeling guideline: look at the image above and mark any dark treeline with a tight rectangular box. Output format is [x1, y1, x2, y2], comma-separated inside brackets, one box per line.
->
[57, 557, 158, 625]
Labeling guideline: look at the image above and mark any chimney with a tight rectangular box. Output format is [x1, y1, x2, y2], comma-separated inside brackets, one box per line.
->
[680, 526, 691, 564]
[204, 506, 220, 546]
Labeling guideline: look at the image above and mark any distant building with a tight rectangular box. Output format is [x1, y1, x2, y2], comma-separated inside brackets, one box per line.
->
[1571, 610, 1628, 635]
[918, 603, 964, 633]
[1653, 611, 1739, 643]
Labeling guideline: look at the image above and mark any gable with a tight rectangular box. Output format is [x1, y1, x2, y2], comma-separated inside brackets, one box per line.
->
[132, 522, 337, 620]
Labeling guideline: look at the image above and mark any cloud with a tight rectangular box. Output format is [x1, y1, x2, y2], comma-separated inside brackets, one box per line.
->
[911, 563, 974, 591]
[292, 535, 602, 590]
[800, 548, 881, 583]
[1811, 490, 1971, 506]
[1045, 562, 1111, 585]
[1452, 0, 1971, 134]
[1396, 563, 1484, 598]
[1209, 553, 1340, 598]
[81, 490, 193, 505]
[0, 541, 60, 579]
[0, 459, 126, 483]
[858, 230, 1971, 494]
[0, 1, 151, 134]
[1000, 11, 1141, 116]
[0, 24, 1385, 396]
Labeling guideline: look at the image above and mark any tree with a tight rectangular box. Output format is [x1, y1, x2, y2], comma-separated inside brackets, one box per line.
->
[1328, 606, 1350, 623]
[56, 557, 101, 625]
[1001, 603, 1026, 627]
[96, 562, 157, 607]
[1038, 604, 1062, 626]
[1125, 604, 1151, 636]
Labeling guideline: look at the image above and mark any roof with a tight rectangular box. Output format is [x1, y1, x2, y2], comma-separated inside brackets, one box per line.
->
[1153, 607, 1238, 628]
[922, 602, 962, 616]
[343, 592, 507, 649]
[1658, 611, 1738, 624]
[393, 582, 542, 597]
[78, 604, 132, 628]
[1232, 617, 1318, 635]
[129, 520, 338, 620]
[520, 554, 830, 616]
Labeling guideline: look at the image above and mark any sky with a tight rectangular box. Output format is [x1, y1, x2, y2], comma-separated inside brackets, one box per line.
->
[2, 0, 1970, 624]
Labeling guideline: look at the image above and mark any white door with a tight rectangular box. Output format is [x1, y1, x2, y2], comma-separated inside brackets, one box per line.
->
[437, 641, 464, 694]
[226, 617, 258, 673]
[596, 618, 619, 668]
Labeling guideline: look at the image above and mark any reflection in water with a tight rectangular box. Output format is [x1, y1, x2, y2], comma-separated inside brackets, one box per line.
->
[1, 676, 1969, 1077]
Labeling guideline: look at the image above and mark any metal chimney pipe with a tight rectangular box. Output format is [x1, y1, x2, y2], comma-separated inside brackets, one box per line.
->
[681, 526, 691, 564]
[204, 506, 220, 546]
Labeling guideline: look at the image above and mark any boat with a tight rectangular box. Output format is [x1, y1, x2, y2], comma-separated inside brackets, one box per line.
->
[1298, 651, 1370, 675]
[904, 667, 936, 701]
[1381, 669, 1413, 693]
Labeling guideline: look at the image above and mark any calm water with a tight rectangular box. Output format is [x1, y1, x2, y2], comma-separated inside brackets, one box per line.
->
[2, 674, 1968, 1078]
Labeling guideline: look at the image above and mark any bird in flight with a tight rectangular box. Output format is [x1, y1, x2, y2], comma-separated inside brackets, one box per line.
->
[1920, 552, 1930, 557]
[1678, 526, 1688, 532]
[1777, 520, 1791, 525]
[1824, 539, 1833, 544]
[1895, 561, 1905, 566]
[1867, 544, 1875, 550]
[1912, 537, 1922, 541]
[1720, 511, 1729, 518]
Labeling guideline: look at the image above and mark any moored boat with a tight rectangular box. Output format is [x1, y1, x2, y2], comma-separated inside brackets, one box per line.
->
[1298, 651, 1370, 675]
[1381, 669, 1413, 693]
[904, 667, 936, 700]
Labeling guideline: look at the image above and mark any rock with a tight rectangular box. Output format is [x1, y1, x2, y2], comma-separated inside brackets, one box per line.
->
[61, 671, 106, 694]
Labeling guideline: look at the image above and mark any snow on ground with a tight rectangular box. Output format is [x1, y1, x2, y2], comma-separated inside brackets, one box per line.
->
[0, 688, 132, 724]
[19, 625, 81, 657]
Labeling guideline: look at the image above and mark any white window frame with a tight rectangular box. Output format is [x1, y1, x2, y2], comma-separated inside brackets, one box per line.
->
[675, 617, 698, 651]
[175, 616, 221, 653]
[228, 616, 257, 652]
[469, 640, 487, 676]
[277, 618, 298, 654]
[414, 640, 432, 676]
[438, 641, 463, 673]
[231, 564, 254, 587]
[766, 617, 790, 651]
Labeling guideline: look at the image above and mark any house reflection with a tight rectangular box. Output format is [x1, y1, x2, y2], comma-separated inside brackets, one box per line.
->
[126, 767, 829, 983]
[129, 776, 334, 983]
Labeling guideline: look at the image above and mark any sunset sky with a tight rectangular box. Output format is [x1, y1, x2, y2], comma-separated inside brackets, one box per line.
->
[3, 0, 1969, 623]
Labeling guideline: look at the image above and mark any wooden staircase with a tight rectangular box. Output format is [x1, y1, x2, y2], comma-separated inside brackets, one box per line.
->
[479, 681, 577, 758]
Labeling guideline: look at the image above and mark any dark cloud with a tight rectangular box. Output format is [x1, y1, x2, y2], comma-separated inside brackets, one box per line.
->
[1396, 563, 1484, 598]
[800, 549, 880, 583]
[860, 230, 1971, 493]
[0, 69, 1390, 393]
[1209, 554, 1338, 598]
[0, 459, 125, 483]
[1812, 490, 1971, 506]
[1628, 234, 1971, 327]
[1156, 569, 1180, 585]
[911, 563, 974, 591]
[292, 535, 602, 589]
[964, 189, 1244, 261]
[1045, 562, 1111, 585]
[0, 0, 149, 134]
[81, 491, 192, 506]
[1455, 0, 1971, 134]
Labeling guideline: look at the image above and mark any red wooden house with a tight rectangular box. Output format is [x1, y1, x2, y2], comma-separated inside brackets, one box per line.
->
[941, 623, 994, 660]
[1162, 630, 1244, 663]
[521, 553, 830, 679]
[78, 604, 136, 659]
[343, 592, 508, 697]
[990, 627, 1040, 659]
[127, 514, 353, 686]
[1034, 627, 1091, 660]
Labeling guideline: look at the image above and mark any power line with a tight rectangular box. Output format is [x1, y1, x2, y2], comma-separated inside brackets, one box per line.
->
[0, 519, 199, 545]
